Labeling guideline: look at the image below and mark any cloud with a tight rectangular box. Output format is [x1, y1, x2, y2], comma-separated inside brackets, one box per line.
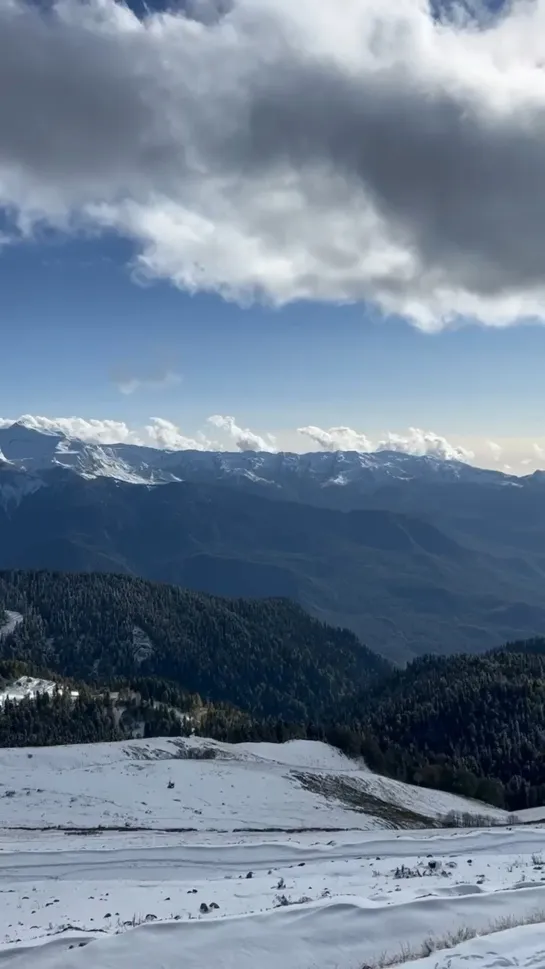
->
[0, 414, 141, 444]
[0, 414, 473, 461]
[144, 417, 211, 450]
[298, 425, 373, 452]
[207, 414, 276, 451]
[487, 440, 503, 461]
[376, 428, 474, 461]
[114, 370, 182, 396]
[299, 423, 472, 461]
[3, 413, 544, 471]
[5, 0, 545, 327]
[0, 414, 212, 451]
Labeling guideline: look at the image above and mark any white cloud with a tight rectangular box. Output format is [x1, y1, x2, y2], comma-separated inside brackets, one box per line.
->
[0, 414, 540, 471]
[207, 414, 276, 451]
[144, 417, 213, 450]
[5, 0, 545, 326]
[0, 414, 141, 445]
[298, 425, 373, 452]
[376, 428, 474, 461]
[299, 423, 473, 461]
[487, 440, 503, 461]
[0, 414, 211, 451]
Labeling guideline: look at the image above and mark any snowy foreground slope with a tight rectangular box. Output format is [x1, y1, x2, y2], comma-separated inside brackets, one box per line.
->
[0, 736, 508, 830]
[2, 738, 545, 969]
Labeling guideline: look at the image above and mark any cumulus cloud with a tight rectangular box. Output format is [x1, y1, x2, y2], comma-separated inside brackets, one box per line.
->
[5, 0, 545, 326]
[0, 412, 274, 452]
[2, 414, 471, 461]
[143, 417, 213, 450]
[207, 414, 276, 451]
[533, 443, 545, 463]
[299, 423, 473, 461]
[0, 414, 211, 450]
[298, 425, 373, 452]
[376, 428, 474, 461]
[0, 414, 141, 444]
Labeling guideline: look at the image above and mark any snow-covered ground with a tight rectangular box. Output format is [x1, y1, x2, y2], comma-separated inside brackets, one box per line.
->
[1, 737, 544, 969]
[0, 675, 79, 706]
[0, 736, 507, 830]
[516, 806, 545, 823]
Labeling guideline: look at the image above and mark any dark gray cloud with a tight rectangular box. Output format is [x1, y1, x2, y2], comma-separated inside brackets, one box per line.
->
[244, 57, 545, 294]
[1, 0, 545, 327]
[0, 9, 158, 185]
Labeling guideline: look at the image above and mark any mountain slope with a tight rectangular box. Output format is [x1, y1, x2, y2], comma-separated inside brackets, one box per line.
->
[3, 471, 545, 662]
[358, 642, 545, 810]
[0, 420, 508, 491]
[0, 570, 388, 719]
[5, 570, 545, 810]
[0, 736, 507, 832]
[2, 474, 545, 660]
[2, 738, 529, 969]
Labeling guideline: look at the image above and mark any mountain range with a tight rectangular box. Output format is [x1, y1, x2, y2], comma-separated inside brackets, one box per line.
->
[1, 420, 545, 662]
[0, 419, 523, 493]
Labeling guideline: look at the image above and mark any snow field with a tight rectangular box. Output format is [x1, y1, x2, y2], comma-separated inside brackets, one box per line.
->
[3, 839, 545, 969]
[0, 737, 507, 830]
[0, 737, 541, 969]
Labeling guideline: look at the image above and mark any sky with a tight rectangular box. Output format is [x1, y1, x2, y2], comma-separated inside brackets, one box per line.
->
[1, 0, 545, 472]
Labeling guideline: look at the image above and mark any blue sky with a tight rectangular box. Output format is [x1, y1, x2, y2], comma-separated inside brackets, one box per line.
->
[1, 0, 545, 471]
[2, 231, 544, 469]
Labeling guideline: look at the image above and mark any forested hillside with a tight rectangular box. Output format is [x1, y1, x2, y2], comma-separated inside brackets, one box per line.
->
[0, 660, 306, 749]
[3, 471, 545, 661]
[0, 570, 388, 720]
[3, 570, 545, 810]
[358, 645, 545, 810]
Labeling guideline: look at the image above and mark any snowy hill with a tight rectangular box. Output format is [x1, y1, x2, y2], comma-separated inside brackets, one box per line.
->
[0, 736, 507, 832]
[2, 737, 545, 969]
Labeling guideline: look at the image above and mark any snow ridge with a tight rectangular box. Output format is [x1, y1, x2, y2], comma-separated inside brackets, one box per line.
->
[0, 421, 514, 489]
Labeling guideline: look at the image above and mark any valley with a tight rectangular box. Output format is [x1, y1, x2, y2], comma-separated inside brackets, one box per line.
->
[2, 424, 545, 661]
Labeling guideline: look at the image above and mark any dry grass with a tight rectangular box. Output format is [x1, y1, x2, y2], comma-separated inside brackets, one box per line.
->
[367, 908, 545, 968]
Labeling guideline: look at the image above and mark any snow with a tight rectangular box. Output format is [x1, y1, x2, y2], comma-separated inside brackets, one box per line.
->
[0, 473, 44, 508]
[403, 924, 545, 969]
[0, 420, 513, 488]
[515, 806, 545, 823]
[4, 827, 545, 968]
[1, 737, 544, 969]
[0, 675, 79, 706]
[0, 737, 506, 830]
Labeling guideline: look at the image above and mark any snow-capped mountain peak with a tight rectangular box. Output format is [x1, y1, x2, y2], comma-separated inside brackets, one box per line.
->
[0, 421, 517, 492]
